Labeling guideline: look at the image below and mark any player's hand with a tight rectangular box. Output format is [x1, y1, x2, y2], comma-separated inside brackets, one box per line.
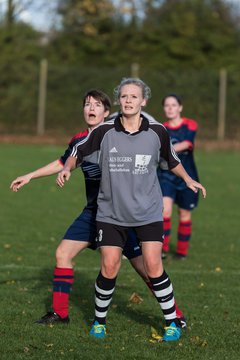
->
[10, 175, 32, 192]
[186, 179, 206, 198]
[56, 170, 71, 187]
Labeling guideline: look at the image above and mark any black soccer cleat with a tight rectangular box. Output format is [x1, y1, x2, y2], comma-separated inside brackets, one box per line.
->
[35, 311, 70, 325]
[174, 253, 187, 260]
[178, 316, 187, 329]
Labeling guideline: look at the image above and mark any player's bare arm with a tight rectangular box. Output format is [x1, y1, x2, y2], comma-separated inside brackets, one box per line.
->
[56, 156, 77, 188]
[171, 163, 206, 198]
[10, 160, 63, 192]
[173, 141, 191, 153]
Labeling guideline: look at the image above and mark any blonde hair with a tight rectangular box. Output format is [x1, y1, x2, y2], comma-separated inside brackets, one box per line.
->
[113, 78, 151, 104]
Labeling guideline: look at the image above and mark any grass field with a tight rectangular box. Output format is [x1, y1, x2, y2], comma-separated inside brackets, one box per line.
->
[0, 143, 240, 360]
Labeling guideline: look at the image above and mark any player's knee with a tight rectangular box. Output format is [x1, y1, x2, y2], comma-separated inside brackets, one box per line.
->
[179, 209, 191, 222]
[101, 259, 120, 278]
[163, 209, 172, 218]
[144, 259, 163, 278]
[55, 246, 71, 264]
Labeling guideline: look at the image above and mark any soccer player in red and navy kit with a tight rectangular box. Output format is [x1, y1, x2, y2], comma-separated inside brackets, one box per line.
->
[159, 94, 200, 259]
[57, 79, 206, 341]
[10, 89, 186, 327]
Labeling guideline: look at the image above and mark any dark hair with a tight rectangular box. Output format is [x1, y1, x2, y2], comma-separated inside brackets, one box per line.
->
[83, 89, 111, 111]
[161, 93, 182, 106]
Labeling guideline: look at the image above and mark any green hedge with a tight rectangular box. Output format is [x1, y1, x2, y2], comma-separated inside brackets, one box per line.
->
[0, 63, 239, 139]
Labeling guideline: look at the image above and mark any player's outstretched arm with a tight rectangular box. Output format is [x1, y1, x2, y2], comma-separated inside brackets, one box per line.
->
[56, 156, 77, 188]
[10, 160, 63, 192]
[171, 163, 206, 198]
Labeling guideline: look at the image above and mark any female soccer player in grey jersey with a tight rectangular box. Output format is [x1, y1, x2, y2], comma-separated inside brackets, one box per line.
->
[57, 78, 206, 341]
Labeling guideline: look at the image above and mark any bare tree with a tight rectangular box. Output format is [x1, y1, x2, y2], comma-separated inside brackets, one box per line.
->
[6, 0, 34, 26]
[4, 0, 56, 28]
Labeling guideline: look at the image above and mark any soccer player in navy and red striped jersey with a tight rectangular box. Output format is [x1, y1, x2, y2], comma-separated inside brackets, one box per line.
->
[158, 94, 200, 259]
[10, 89, 186, 327]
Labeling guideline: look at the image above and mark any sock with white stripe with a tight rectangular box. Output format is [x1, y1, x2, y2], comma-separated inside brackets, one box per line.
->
[149, 271, 178, 326]
[94, 272, 116, 325]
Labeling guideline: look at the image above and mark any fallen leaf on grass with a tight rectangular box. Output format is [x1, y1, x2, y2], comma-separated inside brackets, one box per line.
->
[129, 292, 143, 304]
[18, 287, 28, 292]
[215, 267, 221, 272]
[6, 280, 15, 285]
[190, 336, 208, 347]
[150, 326, 163, 342]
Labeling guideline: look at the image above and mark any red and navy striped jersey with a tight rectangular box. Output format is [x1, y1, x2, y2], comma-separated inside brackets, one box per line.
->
[59, 129, 101, 212]
[160, 117, 199, 187]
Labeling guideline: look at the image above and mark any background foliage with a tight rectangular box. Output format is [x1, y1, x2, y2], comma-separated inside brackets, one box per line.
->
[0, 0, 240, 138]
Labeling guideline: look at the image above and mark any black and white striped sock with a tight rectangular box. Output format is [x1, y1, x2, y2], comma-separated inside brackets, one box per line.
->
[94, 272, 116, 325]
[149, 270, 177, 326]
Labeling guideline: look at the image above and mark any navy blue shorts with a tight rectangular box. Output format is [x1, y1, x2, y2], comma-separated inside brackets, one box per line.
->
[63, 209, 142, 259]
[123, 229, 142, 259]
[63, 209, 97, 249]
[161, 180, 199, 210]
